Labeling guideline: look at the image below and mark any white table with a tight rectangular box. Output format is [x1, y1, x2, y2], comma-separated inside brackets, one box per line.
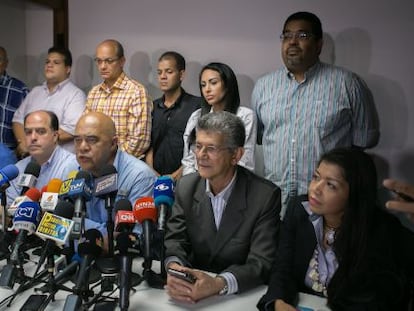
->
[0, 258, 330, 310]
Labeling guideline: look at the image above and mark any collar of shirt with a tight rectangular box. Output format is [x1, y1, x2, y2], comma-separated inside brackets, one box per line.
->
[205, 171, 237, 228]
[0, 72, 10, 84]
[205, 170, 237, 202]
[302, 200, 338, 291]
[285, 60, 322, 82]
[99, 71, 127, 92]
[159, 87, 186, 109]
[111, 148, 129, 198]
[42, 78, 70, 95]
[31, 145, 61, 171]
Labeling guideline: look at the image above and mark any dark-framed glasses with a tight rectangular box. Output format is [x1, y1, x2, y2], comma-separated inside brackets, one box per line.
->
[191, 143, 230, 157]
[280, 31, 313, 41]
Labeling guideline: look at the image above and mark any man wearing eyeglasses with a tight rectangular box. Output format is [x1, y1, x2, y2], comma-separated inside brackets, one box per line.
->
[164, 111, 281, 303]
[6, 110, 78, 204]
[252, 11, 379, 215]
[85, 39, 152, 160]
[12, 47, 85, 157]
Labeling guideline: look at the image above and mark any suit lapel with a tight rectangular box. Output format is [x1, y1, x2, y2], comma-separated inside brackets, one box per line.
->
[210, 169, 247, 258]
[193, 179, 217, 238]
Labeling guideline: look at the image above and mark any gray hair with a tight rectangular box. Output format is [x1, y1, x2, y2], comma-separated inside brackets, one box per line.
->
[196, 111, 245, 149]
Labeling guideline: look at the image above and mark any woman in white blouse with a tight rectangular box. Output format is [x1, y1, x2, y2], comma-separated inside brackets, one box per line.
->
[181, 62, 256, 175]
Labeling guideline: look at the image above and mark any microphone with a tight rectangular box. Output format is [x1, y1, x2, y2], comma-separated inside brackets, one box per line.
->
[116, 232, 134, 311]
[114, 199, 136, 233]
[17, 161, 41, 195]
[36, 200, 75, 246]
[94, 164, 118, 256]
[9, 201, 41, 264]
[0, 165, 19, 239]
[153, 176, 174, 231]
[73, 229, 103, 293]
[0, 164, 19, 192]
[40, 178, 63, 212]
[54, 253, 81, 284]
[94, 164, 118, 204]
[58, 170, 78, 201]
[34, 201, 75, 277]
[8, 187, 41, 216]
[133, 197, 157, 264]
[67, 171, 93, 239]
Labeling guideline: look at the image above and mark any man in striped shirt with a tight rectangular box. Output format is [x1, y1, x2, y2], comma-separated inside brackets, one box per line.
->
[252, 11, 379, 215]
[86, 39, 152, 159]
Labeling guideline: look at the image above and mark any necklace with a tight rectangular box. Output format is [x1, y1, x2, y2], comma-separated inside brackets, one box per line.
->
[308, 248, 328, 296]
[323, 223, 338, 247]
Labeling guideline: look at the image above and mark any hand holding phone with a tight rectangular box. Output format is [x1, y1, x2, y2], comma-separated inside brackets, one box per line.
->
[167, 268, 197, 284]
[392, 190, 414, 202]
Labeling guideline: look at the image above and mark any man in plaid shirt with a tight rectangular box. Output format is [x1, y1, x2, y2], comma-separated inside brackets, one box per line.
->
[0, 47, 29, 150]
[86, 39, 152, 159]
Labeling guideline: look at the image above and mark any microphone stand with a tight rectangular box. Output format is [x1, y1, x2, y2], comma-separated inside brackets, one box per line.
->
[34, 249, 73, 302]
[1, 267, 49, 307]
[159, 229, 166, 278]
[105, 195, 115, 257]
[1, 189, 6, 233]
[0, 190, 12, 260]
[141, 226, 166, 289]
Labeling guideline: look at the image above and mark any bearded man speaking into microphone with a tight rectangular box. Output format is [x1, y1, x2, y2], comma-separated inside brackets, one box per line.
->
[6, 110, 78, 203]
[74, 112, 156, 244]
[164, 111, 281, 303]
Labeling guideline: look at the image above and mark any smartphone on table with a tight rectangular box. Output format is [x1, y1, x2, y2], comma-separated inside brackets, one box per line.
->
[167, 268, 197, 284]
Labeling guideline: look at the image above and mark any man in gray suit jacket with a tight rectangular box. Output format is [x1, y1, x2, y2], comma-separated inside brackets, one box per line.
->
[164, 111, 281, 303]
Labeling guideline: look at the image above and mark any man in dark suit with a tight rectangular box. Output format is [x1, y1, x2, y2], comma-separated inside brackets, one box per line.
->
[164, 111, 281, 303]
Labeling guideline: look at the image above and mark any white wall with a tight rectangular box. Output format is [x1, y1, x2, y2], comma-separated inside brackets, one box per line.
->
[67, 0, 414, 183]
[25, 3, 53, 87]
[2, 0, 414, 185]
[0, 1, 53, 87]
[0, 0, 27, 81]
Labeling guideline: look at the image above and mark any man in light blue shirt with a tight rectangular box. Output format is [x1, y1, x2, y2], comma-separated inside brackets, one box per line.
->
[6, 110, 78, 204]
[252, 11, 379, 214]
[74, 111, 156, 241]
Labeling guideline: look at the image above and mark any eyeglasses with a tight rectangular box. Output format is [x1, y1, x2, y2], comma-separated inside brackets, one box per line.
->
[74, 135, 100, 146]
[94, 58, 120, 65]
[191, 143, 230, 157]
[280, 31, 313, 41]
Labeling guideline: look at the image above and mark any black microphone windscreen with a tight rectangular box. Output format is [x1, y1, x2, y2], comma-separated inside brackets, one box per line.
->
[99, 164, 117, 176]
[54, 200, 75, 219]
[75, 170, 92, 181]
[114, 199, 132, 212]
[60, 246, 75, 263]
[24, 161, 41, 177]
[78, 229, 102, 257]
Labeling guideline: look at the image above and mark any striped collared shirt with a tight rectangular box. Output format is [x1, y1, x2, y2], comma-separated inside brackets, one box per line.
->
[86, 72, 153, 158]
[252, 62, 379, 213]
